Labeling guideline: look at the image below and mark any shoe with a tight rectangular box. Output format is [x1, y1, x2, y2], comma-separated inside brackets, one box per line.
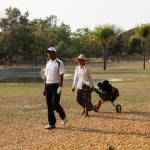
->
[61, 117, 67, 125]
[45, 124, 55, 129]
[80, 110, 85, 115]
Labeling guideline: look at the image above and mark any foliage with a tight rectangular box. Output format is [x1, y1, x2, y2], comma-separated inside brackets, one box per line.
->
[94, 25, 115, 70]
[134, 24, 150, 69]
[0, 7, 150, 67]
[0, 7, 28, 30]
[135, 24, 150, 38]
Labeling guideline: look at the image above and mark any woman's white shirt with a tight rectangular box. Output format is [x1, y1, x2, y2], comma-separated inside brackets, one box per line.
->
[72, 65, 94, 89]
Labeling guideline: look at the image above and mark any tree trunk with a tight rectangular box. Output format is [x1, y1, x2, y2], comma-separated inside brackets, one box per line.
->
[143, 46, 145, 69]
[117, 55, 120, 63]
[34, 49, 37, 66]
[16, 49, 19, 66]
[102, 42, 106, 70]
[104, 54, 106, 70]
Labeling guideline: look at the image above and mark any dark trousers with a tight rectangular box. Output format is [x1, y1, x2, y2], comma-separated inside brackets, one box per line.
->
[46, 83, 66, 125]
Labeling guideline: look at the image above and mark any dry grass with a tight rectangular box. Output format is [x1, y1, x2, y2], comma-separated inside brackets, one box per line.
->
[0, 61, 150, 150]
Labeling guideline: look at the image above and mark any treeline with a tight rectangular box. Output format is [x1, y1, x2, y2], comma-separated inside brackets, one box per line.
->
[0, 7, 150, 69]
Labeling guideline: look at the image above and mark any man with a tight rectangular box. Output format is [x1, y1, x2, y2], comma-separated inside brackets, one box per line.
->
[43, 47, 67, 129]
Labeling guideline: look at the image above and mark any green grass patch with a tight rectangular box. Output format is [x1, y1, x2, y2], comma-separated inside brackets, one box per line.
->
[0, 61, 150, 124]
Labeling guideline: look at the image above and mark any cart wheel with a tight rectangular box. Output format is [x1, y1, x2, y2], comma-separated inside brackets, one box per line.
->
[116, 104, 121, 113]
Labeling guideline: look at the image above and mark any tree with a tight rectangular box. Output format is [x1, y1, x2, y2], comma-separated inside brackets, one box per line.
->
[0, 7, 29, 66]
[94, 25, 115, 70]
[0, 7, 28, 30]
[29, 19, 49, 66]
[109, 35, 124, 63]
[54, 23, 71, 59]
[129, 36, 142, 56]
[134, 24, 150, 69]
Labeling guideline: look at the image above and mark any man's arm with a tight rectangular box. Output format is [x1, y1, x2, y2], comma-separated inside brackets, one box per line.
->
[57, 74, 63, 94]
[59, 74, 64, 87]
[43, 76, 46, 96]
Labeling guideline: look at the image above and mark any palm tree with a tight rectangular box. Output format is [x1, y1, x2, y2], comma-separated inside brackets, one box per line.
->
[134, 24, 150, 69]
[94, 25, 115, 70]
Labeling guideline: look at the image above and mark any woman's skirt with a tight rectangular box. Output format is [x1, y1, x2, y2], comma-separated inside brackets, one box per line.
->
[76, 84, 93, 111]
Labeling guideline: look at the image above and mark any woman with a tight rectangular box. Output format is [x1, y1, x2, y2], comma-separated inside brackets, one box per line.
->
[72, 54, 95, 117]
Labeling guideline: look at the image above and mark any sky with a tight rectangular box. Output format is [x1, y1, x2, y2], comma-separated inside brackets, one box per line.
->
[0, 0, 150, 32]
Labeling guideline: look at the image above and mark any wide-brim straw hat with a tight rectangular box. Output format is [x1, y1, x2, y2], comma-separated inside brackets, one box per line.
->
[73, 54, 89, 63]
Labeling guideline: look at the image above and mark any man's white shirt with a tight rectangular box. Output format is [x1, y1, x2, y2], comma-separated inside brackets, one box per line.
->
[45, 58, 64, 84]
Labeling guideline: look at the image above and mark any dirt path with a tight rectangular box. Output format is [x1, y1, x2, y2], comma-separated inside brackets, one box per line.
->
[0, 110, 149, 150]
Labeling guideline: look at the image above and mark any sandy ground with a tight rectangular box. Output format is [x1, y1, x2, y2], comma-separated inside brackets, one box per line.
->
[0, 62, 150, 149]
[0, 107, 150, 150]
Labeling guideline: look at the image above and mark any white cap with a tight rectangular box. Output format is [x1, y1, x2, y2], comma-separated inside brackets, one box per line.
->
[46, 47, 56, 53]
